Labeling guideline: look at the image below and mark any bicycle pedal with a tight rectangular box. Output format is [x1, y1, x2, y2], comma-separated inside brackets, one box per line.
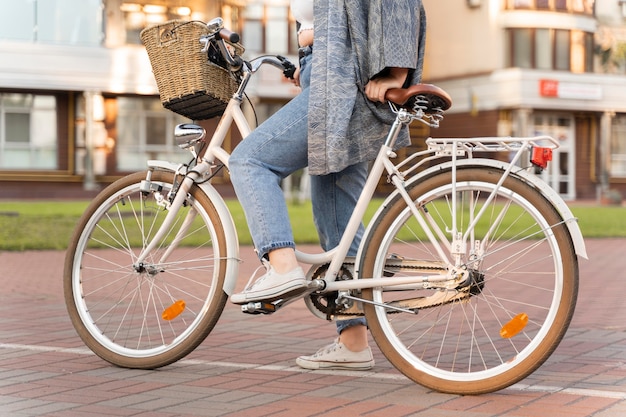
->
[241, 301, 277, 315]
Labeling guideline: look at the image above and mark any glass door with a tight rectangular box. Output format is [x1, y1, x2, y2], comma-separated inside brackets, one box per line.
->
[532, 113, 576, 200]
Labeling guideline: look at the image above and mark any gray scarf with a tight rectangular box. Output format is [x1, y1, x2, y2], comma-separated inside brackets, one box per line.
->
[308, 0, 426, 175]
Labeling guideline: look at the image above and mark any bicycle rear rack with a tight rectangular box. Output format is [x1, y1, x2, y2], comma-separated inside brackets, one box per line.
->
[397, 135, 559, 179]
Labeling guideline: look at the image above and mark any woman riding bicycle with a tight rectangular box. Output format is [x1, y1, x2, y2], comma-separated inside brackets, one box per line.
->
[229, 0, 427, 370]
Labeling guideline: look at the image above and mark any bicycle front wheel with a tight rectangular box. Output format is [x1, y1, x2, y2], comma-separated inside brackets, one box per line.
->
[360, 167, 578, 394]
[64, 171, 229, 369]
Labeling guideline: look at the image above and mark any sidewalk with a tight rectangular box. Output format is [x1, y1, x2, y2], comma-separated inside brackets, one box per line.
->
[0, 239, 625, 416]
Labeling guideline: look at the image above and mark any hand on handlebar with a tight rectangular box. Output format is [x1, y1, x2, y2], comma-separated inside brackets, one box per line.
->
[290, 67, 301, 87]
[365, 68, 409, 103]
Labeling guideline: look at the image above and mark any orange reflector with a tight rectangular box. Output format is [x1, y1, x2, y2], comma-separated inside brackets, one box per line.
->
[162, 300, 185, 320]
[500, 313, 528, 339]
[530, 147, 553, 170]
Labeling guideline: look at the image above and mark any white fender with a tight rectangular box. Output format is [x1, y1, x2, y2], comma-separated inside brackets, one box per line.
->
[147, 160, 241, 294]
[361, 159, 587, 260]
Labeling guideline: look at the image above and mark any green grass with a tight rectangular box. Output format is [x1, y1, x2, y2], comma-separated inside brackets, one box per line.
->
[568, 205, 626, 238]
[0, 199, 623, 251]
[0, 201, 92, 251]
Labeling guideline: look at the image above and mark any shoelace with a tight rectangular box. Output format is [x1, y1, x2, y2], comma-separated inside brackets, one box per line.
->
[312, 339, 341, 358]
[242, 259, 272, 292]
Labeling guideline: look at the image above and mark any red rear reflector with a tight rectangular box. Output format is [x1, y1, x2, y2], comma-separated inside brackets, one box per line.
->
[531, 147, 552, 170]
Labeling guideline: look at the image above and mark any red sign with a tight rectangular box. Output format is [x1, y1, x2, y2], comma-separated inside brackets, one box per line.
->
[539, 79, 602, 100]
[539, 79, 559, 97]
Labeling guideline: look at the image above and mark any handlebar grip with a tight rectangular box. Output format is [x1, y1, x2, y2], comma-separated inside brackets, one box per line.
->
[218, 28, 240, 44]
[277, 55, 296, 79]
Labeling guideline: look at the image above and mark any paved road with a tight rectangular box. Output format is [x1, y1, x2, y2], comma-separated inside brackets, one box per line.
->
[0, 239, 625, 416]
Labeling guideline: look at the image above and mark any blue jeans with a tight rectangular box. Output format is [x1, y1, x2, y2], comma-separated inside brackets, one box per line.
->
[230, 52, 367, 333]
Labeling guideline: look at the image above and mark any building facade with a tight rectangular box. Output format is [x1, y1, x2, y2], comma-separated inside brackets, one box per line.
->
[422, 0, 626, 201]
[1, 0, 625, 201]
[0, 0, 298, 198]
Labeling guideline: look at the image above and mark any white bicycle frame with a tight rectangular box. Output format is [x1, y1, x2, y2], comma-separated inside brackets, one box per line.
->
[133, 58, 587, 299]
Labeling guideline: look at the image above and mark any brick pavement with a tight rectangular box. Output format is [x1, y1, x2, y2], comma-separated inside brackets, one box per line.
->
[0, 239, 625, 416]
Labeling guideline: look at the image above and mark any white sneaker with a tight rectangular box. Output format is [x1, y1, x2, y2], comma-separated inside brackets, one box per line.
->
[230, 261, 308, 304]
[296, 338, 375, 370]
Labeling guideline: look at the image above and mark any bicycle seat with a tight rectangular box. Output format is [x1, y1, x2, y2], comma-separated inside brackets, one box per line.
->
[385, 84, 452, 112]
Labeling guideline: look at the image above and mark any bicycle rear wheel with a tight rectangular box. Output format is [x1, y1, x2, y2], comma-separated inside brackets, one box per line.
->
[360, 167, 578, 394]
[64, 171, 228, 369]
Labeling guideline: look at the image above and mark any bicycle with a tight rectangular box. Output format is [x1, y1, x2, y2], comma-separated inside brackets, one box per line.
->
[64, 18, 587, 395]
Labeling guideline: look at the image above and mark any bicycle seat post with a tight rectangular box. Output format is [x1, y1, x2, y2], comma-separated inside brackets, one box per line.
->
[383, 109, 412, 150]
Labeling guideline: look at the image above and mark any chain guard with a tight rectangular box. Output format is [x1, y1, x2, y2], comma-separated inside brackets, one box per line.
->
[304, 258, 481, 319]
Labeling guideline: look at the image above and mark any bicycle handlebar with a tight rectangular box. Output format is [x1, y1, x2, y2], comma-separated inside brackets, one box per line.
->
[203, 17, 295, 77]
[247, 55, 296, 80]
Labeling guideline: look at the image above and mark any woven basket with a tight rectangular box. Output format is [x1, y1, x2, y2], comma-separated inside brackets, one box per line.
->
[140, 20, 240, 120]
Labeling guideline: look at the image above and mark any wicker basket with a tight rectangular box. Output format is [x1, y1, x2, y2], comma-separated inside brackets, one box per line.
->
[140, 20, 240, 120]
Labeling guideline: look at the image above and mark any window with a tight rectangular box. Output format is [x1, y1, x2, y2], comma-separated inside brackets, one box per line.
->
[242, 4, 263, 52]
[611, 116, 626, 178]
[535, 29, 552, 69]
[242, 3, 298, 54]
[507, 28, 593, 72]
[0, 1, 34, 41]
[115, 97, 189, 172]
[536, 0, 551, 9]
[0, 94, 58, 170]
[511, 29, 533, 68]
[555, 0, 568, 10]
[554, 29, 571, 71]
[121, 2, 197, 45]
[0, 0, 103, 45]
[265, 6, 289, 55]
[512, 0, 532, 8]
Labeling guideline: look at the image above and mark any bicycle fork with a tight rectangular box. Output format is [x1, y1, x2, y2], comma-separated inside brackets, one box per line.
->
[133, 161, 211, 270]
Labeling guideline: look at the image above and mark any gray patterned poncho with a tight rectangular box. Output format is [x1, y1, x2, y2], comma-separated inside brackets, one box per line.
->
[308, 0, 426, 175]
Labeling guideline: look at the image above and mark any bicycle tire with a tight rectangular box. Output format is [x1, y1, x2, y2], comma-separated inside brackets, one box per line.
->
[64, 171, 229, 369]
[359, 166, 578, 394]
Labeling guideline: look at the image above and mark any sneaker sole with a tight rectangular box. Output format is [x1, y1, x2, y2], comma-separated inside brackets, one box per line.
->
[295, 358, 375, 371]
[230, 280, 309, 305]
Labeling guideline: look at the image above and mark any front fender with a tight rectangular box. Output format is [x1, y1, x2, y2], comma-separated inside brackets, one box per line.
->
[196, 182, 240, 295]
[147, 160, 241, 294]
